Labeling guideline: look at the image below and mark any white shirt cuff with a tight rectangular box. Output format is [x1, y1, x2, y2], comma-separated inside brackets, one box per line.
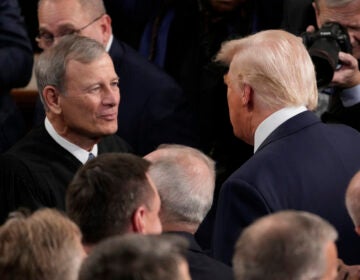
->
[340, 84, 360, 107]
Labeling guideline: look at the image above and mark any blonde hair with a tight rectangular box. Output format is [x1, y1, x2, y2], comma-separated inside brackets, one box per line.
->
[217, 29, 318, 111]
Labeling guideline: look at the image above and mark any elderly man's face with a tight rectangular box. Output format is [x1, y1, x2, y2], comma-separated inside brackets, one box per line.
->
[315, 0, 360, 59]
[58, 53, 120, 141]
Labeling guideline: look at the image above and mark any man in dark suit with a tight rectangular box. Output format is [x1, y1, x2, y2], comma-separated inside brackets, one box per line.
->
[34, 0, 199, 156]
[212, 29, 360, 265]
[145, 144, 234, 280]
[0, 35, 131, 224]
[0, 0, 33, 152]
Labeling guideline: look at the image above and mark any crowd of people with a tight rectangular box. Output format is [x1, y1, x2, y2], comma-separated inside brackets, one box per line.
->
[2, 0, 360, 279]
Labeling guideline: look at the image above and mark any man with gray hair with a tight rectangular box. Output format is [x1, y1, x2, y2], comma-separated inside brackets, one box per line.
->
[0, 34, 131, 223]
[310, 0, 360, 132]
[34, 0, 199, 155]
[145, 144, 233, 280]
[212, 29, 360, 265]
[233, 210, 339, 280]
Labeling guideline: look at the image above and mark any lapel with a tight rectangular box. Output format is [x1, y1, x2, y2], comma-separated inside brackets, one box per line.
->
[256, 111, 321, 152]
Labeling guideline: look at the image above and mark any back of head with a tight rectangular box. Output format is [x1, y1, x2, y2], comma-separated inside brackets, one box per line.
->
[66, 153, 153, 244]
[216, 29, 318, 111]
[35, 34, 106, 106]
[346, 170, 360, 229]
[233, 210, 338, 280]
[0, 208, 84, 280]
[78, 234, 190, 280]
[146, 144, 216, 228]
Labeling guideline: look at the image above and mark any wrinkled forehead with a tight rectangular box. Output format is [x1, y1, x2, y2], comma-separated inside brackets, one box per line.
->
[38, 0, 89, 29]
[318, 1, 360, 26]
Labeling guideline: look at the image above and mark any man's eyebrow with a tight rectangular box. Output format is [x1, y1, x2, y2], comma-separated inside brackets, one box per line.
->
[39, 23, 77, 33]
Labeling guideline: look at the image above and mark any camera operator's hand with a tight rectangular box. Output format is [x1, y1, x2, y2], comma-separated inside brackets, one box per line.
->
[306, 25, 316, 33]
[332, 52, 360, 89]
[337, 258, 360, 280]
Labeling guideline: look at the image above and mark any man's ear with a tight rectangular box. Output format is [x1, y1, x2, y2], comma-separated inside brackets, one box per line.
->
[43, 86, 62, 114]
[242, 83, 254, 110]
[312, 1, 321, 28]
[131, 206, 147, 234]
[99, 14, 112, 45]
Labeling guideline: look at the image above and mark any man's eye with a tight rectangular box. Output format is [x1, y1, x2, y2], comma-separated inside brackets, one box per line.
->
[40, 33, 54, 41]
[88, 86, 101, 93]
[111, 81, 119, 88]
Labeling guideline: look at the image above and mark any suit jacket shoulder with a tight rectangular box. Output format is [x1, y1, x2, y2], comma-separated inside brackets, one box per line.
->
[214, 111, 360, 265]
[0, 125, 132, 223]
[169, 231, 234, 280]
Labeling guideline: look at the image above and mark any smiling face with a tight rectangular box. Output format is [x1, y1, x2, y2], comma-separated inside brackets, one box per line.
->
[56, 53, 119, 144]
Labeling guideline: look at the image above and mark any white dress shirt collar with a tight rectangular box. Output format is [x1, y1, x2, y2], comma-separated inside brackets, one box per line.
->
[44, 118, 98, 164]
[106, 34, 113, 52]
[254, 106, 307, 153]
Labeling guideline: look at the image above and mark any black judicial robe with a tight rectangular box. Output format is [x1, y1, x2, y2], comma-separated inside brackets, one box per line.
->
[0, 124, 131, 224]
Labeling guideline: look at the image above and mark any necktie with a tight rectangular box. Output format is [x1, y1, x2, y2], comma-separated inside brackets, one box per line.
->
[87, 153, 95, 162]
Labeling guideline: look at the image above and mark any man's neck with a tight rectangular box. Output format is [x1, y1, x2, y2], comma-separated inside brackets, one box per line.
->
[46, 117, 99, 152]
[162, 221, 199, 235]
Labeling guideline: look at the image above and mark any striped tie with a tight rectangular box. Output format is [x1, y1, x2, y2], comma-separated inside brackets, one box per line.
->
[87, 153, 95, 162]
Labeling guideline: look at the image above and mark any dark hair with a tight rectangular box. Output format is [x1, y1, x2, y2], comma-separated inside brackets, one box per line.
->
[78, 234, 189, 280]
[66, 153, 153, 244]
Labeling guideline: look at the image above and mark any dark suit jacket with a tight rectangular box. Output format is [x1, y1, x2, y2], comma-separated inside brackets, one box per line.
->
[0, 0, 33, 152]
[167, 231, 233, 280]
[0, 124, 131, 224]
[33, 37, 199, 156]
[213, 111, 360, 265]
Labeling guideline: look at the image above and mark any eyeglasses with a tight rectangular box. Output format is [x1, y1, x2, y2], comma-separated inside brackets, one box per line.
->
[36, 14, 104, 49]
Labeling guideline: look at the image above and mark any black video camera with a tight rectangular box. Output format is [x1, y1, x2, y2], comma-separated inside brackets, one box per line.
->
[302, 22, 352, 88]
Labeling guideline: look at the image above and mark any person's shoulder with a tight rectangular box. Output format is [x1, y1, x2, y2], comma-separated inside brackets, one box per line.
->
[187, 249, 234, 280]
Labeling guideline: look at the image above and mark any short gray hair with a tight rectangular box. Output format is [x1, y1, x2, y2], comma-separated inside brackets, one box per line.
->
[146, 144, 216, 225]
[233, 210, 338, 280]
[35, 34, 106, 109]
